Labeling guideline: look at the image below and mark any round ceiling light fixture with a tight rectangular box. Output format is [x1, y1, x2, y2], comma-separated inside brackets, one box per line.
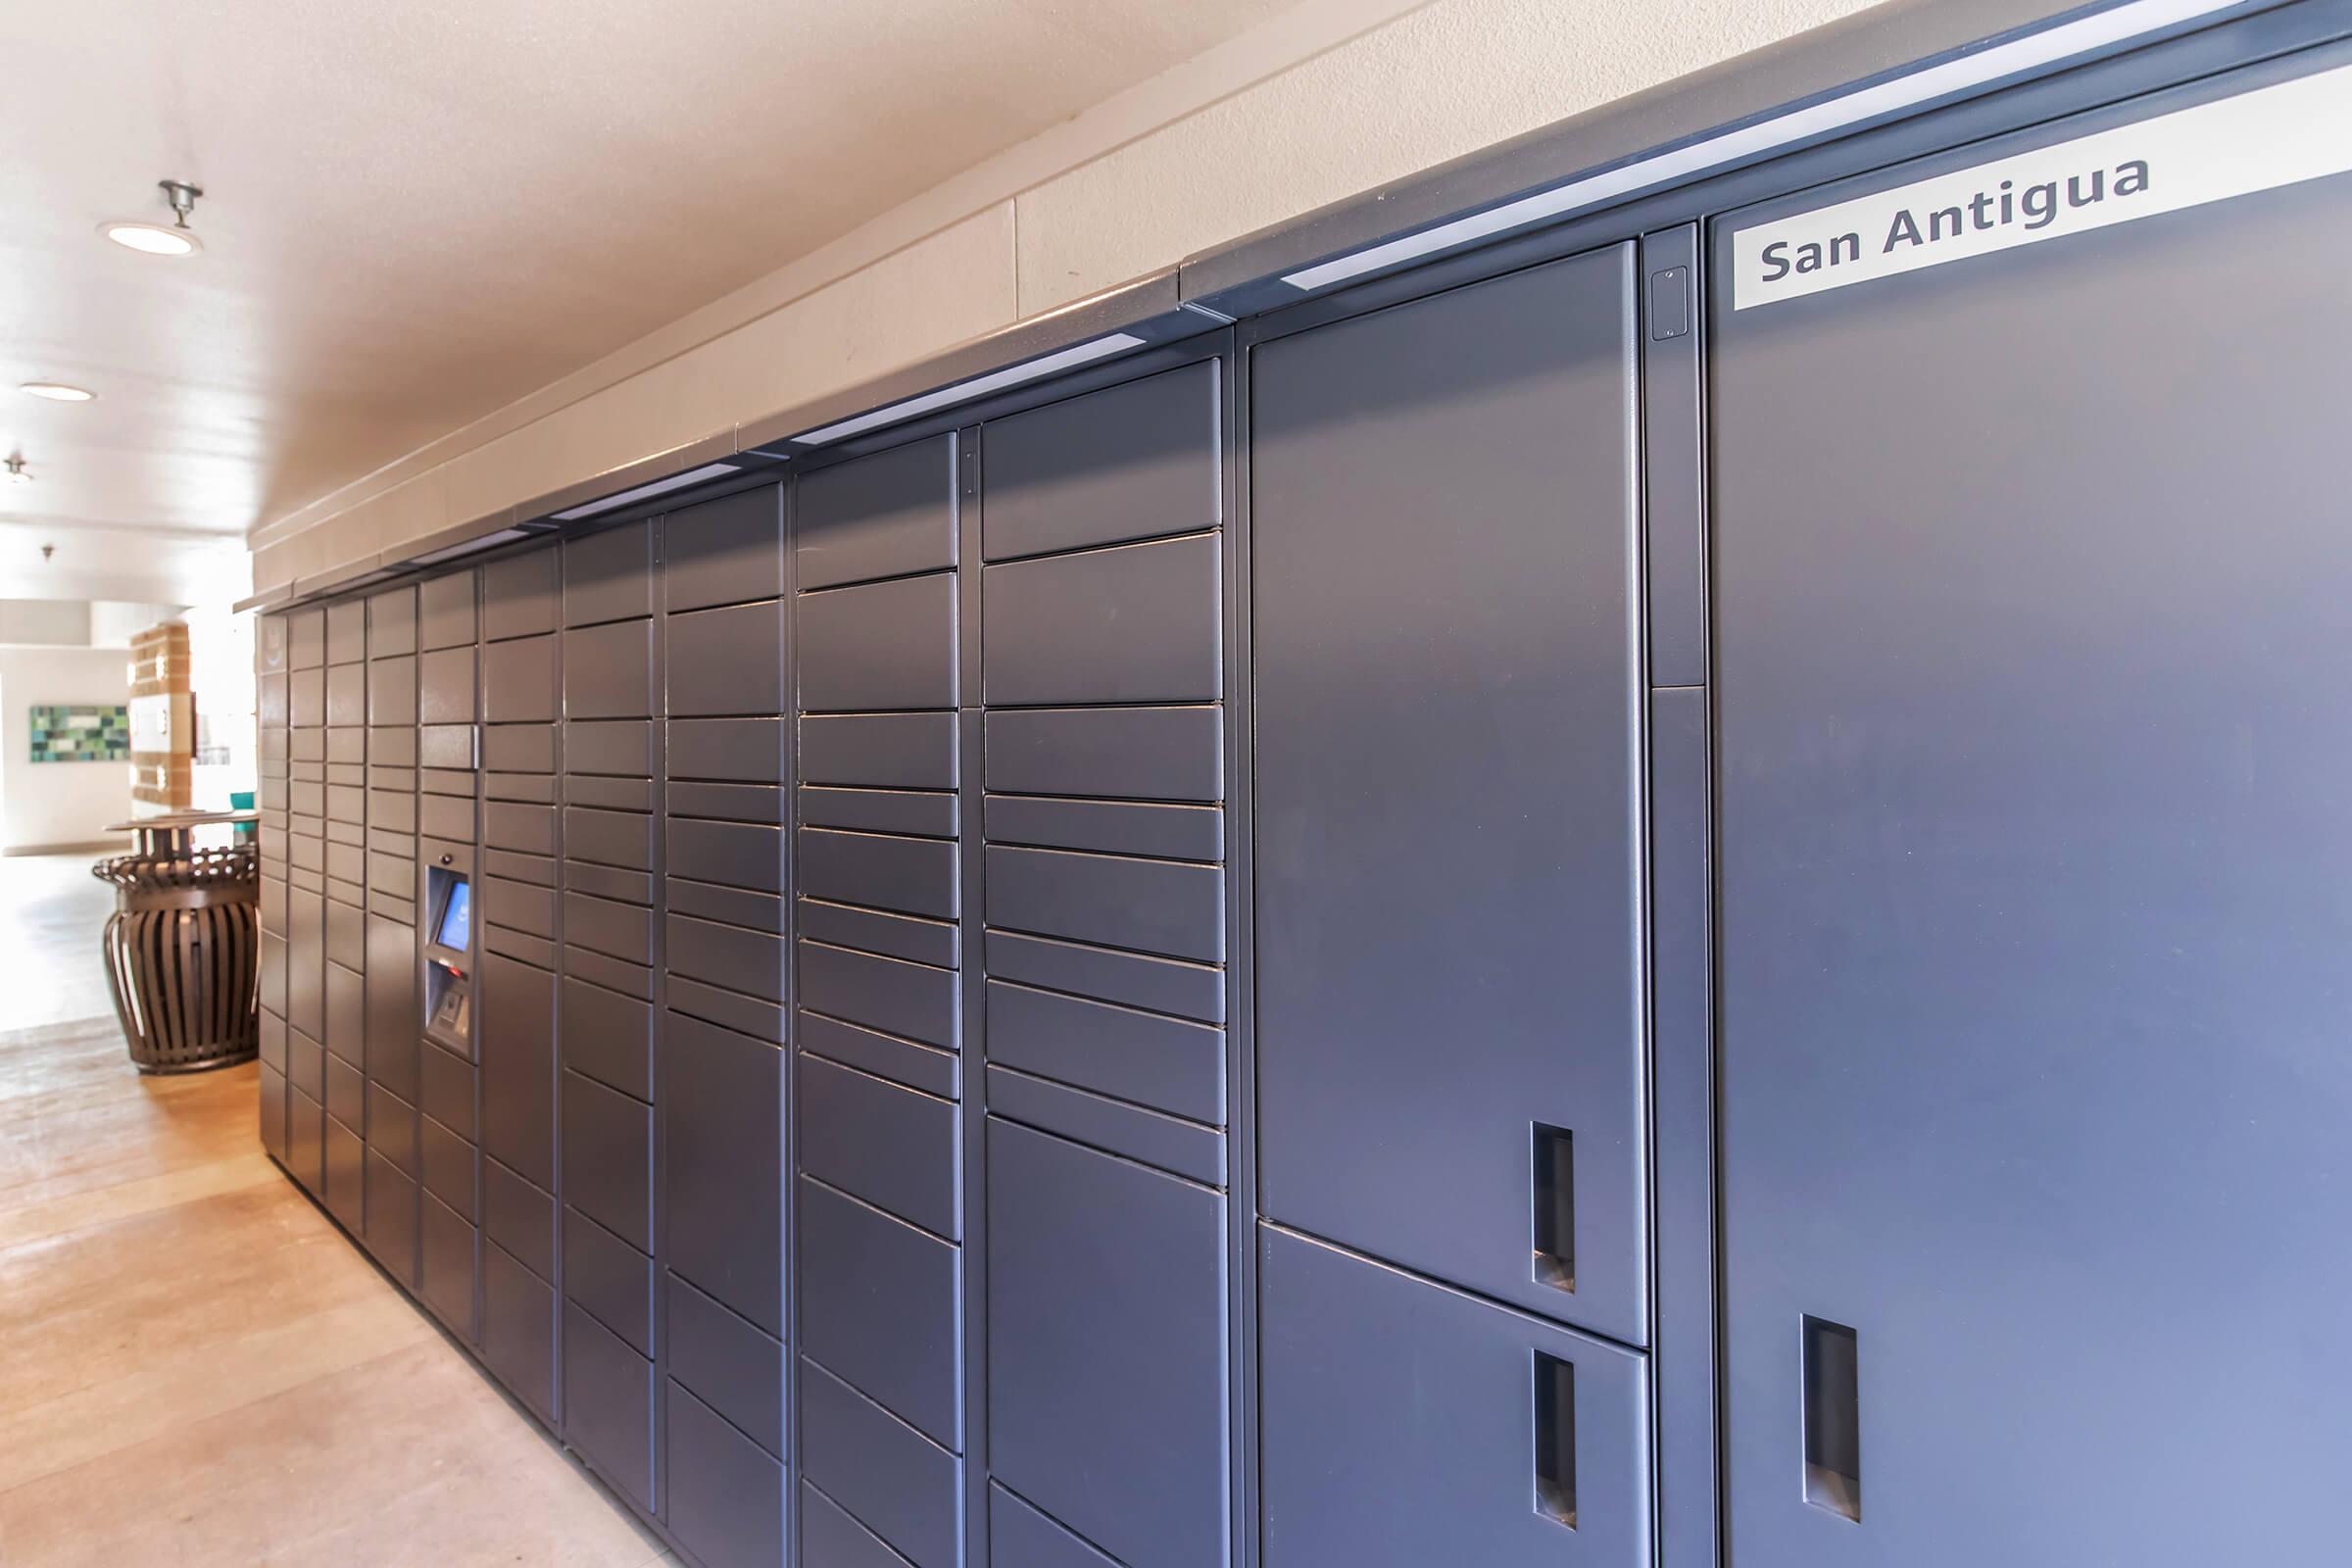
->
[100, 179, 205, 257]
[20, 382, 95, 403]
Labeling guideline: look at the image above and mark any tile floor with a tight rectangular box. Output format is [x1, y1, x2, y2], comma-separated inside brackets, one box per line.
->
[0, 855, 668, 1566]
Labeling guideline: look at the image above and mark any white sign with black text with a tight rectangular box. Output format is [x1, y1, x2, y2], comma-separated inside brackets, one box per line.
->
[1733, 62, 2352, 309]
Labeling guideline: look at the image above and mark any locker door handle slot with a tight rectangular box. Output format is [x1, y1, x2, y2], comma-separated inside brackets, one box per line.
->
[1802, 1316, 1862, 1522]
[1531, 1123, 1574, 1292]
[1532, 1350, 1577, 1529]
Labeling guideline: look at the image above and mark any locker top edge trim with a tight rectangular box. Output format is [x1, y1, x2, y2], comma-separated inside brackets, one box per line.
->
[238, 0, 2327, 616]
[734, 266, 1222, 457]
[235, 269, 1211, 613]
[1181, 0, 2291, 312]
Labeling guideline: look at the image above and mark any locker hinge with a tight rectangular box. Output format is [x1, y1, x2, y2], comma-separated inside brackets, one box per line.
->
[1648, 266, 1691, 341]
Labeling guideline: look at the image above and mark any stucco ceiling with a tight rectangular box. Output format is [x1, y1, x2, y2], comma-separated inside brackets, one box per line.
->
[0, 0, 1291, 564]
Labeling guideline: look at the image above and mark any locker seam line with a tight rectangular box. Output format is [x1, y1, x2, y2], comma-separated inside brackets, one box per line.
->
[797, 1473, 933, 1564]
[983, 1105, 1228, 1197]
[984, 1059, 1227, 1139]
[796, 1006, 961, 1059]
[1257, 1220, 1652, 1357]
[975, 920, 1222, 969]
[801, 1048, 959, 1107]
[982, 972, 1224, 1029]
[986, 1476, 1136, 1568]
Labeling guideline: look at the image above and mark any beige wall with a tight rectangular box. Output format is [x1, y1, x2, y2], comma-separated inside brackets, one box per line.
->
[0, 602, 93, 648]
[0, 647, 135, 853]
[250, 0, 1886, 591]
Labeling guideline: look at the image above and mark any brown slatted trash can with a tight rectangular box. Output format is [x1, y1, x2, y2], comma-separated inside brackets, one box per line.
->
[93, 811, 261, 1074]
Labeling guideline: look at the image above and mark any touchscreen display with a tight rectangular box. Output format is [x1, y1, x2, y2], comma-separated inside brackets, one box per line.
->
[435, 878, 471, 952]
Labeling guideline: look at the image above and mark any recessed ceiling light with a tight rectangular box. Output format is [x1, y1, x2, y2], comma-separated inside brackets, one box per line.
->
[100, 179, 205, 257]
[20, 382, 95, 403]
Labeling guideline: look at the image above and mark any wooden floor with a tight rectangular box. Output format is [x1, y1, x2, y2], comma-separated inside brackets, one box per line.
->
[0, 855, 669, 1566]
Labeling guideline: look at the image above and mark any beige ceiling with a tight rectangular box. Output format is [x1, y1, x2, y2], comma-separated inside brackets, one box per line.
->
[0, 0, 1291, 561]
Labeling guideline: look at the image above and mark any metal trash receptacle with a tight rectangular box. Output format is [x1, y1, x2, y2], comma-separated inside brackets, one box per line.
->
[93, 810, 261, 1074]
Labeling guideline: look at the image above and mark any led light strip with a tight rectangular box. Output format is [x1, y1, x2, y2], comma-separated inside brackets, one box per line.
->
[549, 461, 744, 521]
[792, 332, 1149, 447]
[1282, 0, 2250, 292]
[411, 526, 534, 565]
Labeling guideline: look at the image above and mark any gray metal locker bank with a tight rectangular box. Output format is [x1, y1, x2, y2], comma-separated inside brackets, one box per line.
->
[243, 4, 2352, 1565]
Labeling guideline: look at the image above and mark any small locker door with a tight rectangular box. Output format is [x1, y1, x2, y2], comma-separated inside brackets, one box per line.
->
[1260, 1228, 1647, 1568]
[1713, 55, 2352, 1566]
[1252, 244, 1647, 1347]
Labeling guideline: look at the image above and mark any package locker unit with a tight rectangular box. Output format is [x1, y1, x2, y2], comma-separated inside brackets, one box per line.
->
[256, 614, 286, 1168]
[252, 9, 2352, 1566]
[660, 489, 793, 1568]
[1250, 241, 1655, 1567]
[776, 356, 1239, 1568]
[363, 586, 422, 1288]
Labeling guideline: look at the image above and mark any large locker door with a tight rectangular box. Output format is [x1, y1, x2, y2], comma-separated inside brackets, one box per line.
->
[1713, 56, 2352, 1566]
[1252, 244, 1647, 1348]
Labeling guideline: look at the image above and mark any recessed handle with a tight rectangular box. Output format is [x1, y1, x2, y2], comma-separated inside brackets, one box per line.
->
[1533, 1350, 1576, 1529]
[1532, 1123, 1574, 1292]
[1803, 1316, 1862, 1522]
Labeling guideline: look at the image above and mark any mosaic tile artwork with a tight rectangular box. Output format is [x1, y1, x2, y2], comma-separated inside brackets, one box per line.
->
[28, 704, 132, 763]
